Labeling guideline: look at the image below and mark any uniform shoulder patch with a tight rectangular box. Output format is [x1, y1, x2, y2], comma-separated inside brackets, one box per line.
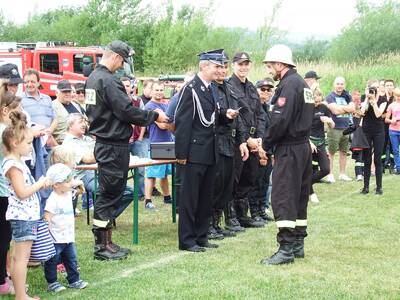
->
[304, 88, 314, 104]
[85, 89, 96, 105]
[277, 97, 286, 107]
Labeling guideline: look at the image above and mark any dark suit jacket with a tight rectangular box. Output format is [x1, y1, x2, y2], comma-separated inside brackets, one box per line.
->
[175, 75, 217, 165]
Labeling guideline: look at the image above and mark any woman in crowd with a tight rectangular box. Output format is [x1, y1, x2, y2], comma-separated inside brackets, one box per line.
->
[385, 87, 400, 175]
[360, 81, 388, 194]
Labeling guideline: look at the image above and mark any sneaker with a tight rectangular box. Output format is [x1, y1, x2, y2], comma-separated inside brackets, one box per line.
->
[324, 174, 335, 183]
[68, 280, 88, 289]
[0, 281, 14, 295]
[338, 174, 352, 181]
[356, 175, 364, 181]
[310, 193, 319, 204]
[75, 208, 81, 216]
[145, 202, 156, 210]
[48, 281, 66, 293]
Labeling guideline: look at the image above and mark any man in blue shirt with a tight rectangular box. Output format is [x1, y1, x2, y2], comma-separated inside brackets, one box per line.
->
[325, 76, 355, 183]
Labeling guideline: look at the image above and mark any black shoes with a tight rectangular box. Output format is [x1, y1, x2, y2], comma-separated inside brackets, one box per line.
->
[375, 188, 383, 195]
[208, 226, 224, 240]
[260, 243, 295, 265]
[180, 245, 206, 252]
[360, 187, 369, 194]
[225, 218, 246, 232]
[199, 242, 219, 248]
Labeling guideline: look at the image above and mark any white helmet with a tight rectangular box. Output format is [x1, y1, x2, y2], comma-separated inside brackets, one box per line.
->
[263, 44, 296, 67]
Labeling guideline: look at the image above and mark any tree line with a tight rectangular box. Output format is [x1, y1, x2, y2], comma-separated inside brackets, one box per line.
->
[0, 0, 399, 74]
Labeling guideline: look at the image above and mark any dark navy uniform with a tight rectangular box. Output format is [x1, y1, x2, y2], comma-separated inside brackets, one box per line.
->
[175, 74, 225, 250]
[211, 80, 246, 234]
[264, 68, 314, 245]
[227, 74, 266, 227]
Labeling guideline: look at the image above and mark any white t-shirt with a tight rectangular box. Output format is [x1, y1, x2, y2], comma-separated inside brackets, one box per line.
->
[45, 191, 75, 243]
[3, 158, 41, 221]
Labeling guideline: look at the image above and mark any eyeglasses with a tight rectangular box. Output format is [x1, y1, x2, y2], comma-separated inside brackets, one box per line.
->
[260, 87, 272, 92]
[76, 91, 84, 95]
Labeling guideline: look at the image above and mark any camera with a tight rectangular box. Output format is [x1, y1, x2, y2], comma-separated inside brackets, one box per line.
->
[368, 87, 377, 95]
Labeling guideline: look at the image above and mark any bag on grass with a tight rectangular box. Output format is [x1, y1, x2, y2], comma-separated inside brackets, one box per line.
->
[30, 219, 56, 262]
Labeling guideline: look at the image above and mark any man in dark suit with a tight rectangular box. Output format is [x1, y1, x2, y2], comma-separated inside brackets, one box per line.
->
[175, 49, 239, 252]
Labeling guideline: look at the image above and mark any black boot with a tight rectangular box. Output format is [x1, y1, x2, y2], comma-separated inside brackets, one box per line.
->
[214, 209, 236, 237]
[293, 238, 304, 258]
[224, 202, 245, 232]
[260, 243, 294, 265]
[237, 199, 264, 228]
[208, 223, 224, 240]
[107, 228, 131, 255]
[250, 206, 266, 225]
[93, 228, 128, 261]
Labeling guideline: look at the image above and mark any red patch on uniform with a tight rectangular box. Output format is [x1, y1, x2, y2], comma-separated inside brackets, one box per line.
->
[277, 97, 286, 107]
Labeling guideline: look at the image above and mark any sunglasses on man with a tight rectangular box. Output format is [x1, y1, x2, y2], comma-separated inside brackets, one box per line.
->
[76, 91, 84, 95]
[260, 87, 272, 92]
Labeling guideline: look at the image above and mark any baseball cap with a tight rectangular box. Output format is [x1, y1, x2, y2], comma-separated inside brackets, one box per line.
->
[47, 163, 73, 184]
[74, 82, 85, 92]
[256, 78, 275, 88]
[232, 52, 251, 63]
[107, 40, 135, 64]
[57, 80, 72, 92]
[0, 63, 24, 84]
[304, 71, 321, 79]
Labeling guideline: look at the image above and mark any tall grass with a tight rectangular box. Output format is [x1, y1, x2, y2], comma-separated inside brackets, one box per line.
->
[249, 52, 400, 96]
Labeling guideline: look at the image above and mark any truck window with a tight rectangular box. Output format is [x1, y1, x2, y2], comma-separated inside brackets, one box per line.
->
[73, 54, 94, 74]
[40, 54, 60, 74]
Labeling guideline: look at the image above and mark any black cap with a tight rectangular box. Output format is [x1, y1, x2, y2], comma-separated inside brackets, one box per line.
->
[74, 82, 85, 92]
[304, 70, 321, 79]
[107, 40, 135, 64]
[0, 63, 24, 84]
[232, 52, 251, 63]
[256, 78, 275, 88]
[198, 49, 225, 66]
[57, 80, 72, 92]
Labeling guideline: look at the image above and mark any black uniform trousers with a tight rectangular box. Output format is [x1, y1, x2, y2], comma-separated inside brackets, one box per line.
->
[213, 154, 234, 210]
[271, 142, 312, 244]
[382, 124, 394, 168]
[178, 162, 216, 249]
[249, 157, 273, 211]
[93, 141, 129, 229]
[310, 145, 330, 195]
[363, 130, 385, 189]
[233, 149, 259, 209]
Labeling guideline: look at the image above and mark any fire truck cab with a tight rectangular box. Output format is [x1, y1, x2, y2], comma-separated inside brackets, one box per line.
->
[0, 42, 105, 97]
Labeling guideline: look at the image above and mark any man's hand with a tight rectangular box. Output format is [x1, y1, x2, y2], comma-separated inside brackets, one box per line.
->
[310, 141, 317, 153]
[239, 143, 249, 161]
[259, 159, 268, 166]
[226, 109, 239, 119]
[177, 159, 187, 165]
[258, 147, 268, 160]
[154, 108, 169, 123]
[247, 137, 261, 152]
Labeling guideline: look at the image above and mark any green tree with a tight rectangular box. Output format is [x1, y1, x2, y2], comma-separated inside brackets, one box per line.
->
[327, 0, 400, 63]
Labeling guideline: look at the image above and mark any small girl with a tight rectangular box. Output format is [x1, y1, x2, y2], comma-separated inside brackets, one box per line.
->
[43, 163, 88, 292]
[2, 111, 51, 300]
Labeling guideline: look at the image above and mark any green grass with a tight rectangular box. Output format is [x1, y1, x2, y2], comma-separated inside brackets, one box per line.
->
[7, 168, 399, 300]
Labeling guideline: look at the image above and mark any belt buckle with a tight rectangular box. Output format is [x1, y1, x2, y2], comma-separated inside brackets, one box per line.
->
[250, 127, 256, 135]
[231, 129, 236, 137]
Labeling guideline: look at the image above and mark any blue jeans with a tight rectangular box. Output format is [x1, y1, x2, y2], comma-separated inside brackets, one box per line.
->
[129, 138, 149, 198]
[44, 243, 80, 284]
[389, 129, 400, 171]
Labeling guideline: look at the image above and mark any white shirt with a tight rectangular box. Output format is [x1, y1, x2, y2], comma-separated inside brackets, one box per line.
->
[4, 158, 40, 221]
[45, 191, 75, 243]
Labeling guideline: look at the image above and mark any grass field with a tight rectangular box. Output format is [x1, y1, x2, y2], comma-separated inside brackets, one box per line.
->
[5, 167, 399, 300]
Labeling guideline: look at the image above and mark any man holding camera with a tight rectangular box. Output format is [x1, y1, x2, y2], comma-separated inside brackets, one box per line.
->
[325, 77, 355, 183]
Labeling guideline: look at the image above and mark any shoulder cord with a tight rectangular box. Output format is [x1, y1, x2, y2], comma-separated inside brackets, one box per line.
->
[192, 88, 215, 127]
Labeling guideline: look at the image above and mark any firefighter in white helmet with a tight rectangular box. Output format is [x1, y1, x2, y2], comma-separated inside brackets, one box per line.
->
[260, 44, 314, 265]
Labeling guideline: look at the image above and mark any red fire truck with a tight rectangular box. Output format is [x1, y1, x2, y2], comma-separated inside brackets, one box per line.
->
[0, 41, 105, 97]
